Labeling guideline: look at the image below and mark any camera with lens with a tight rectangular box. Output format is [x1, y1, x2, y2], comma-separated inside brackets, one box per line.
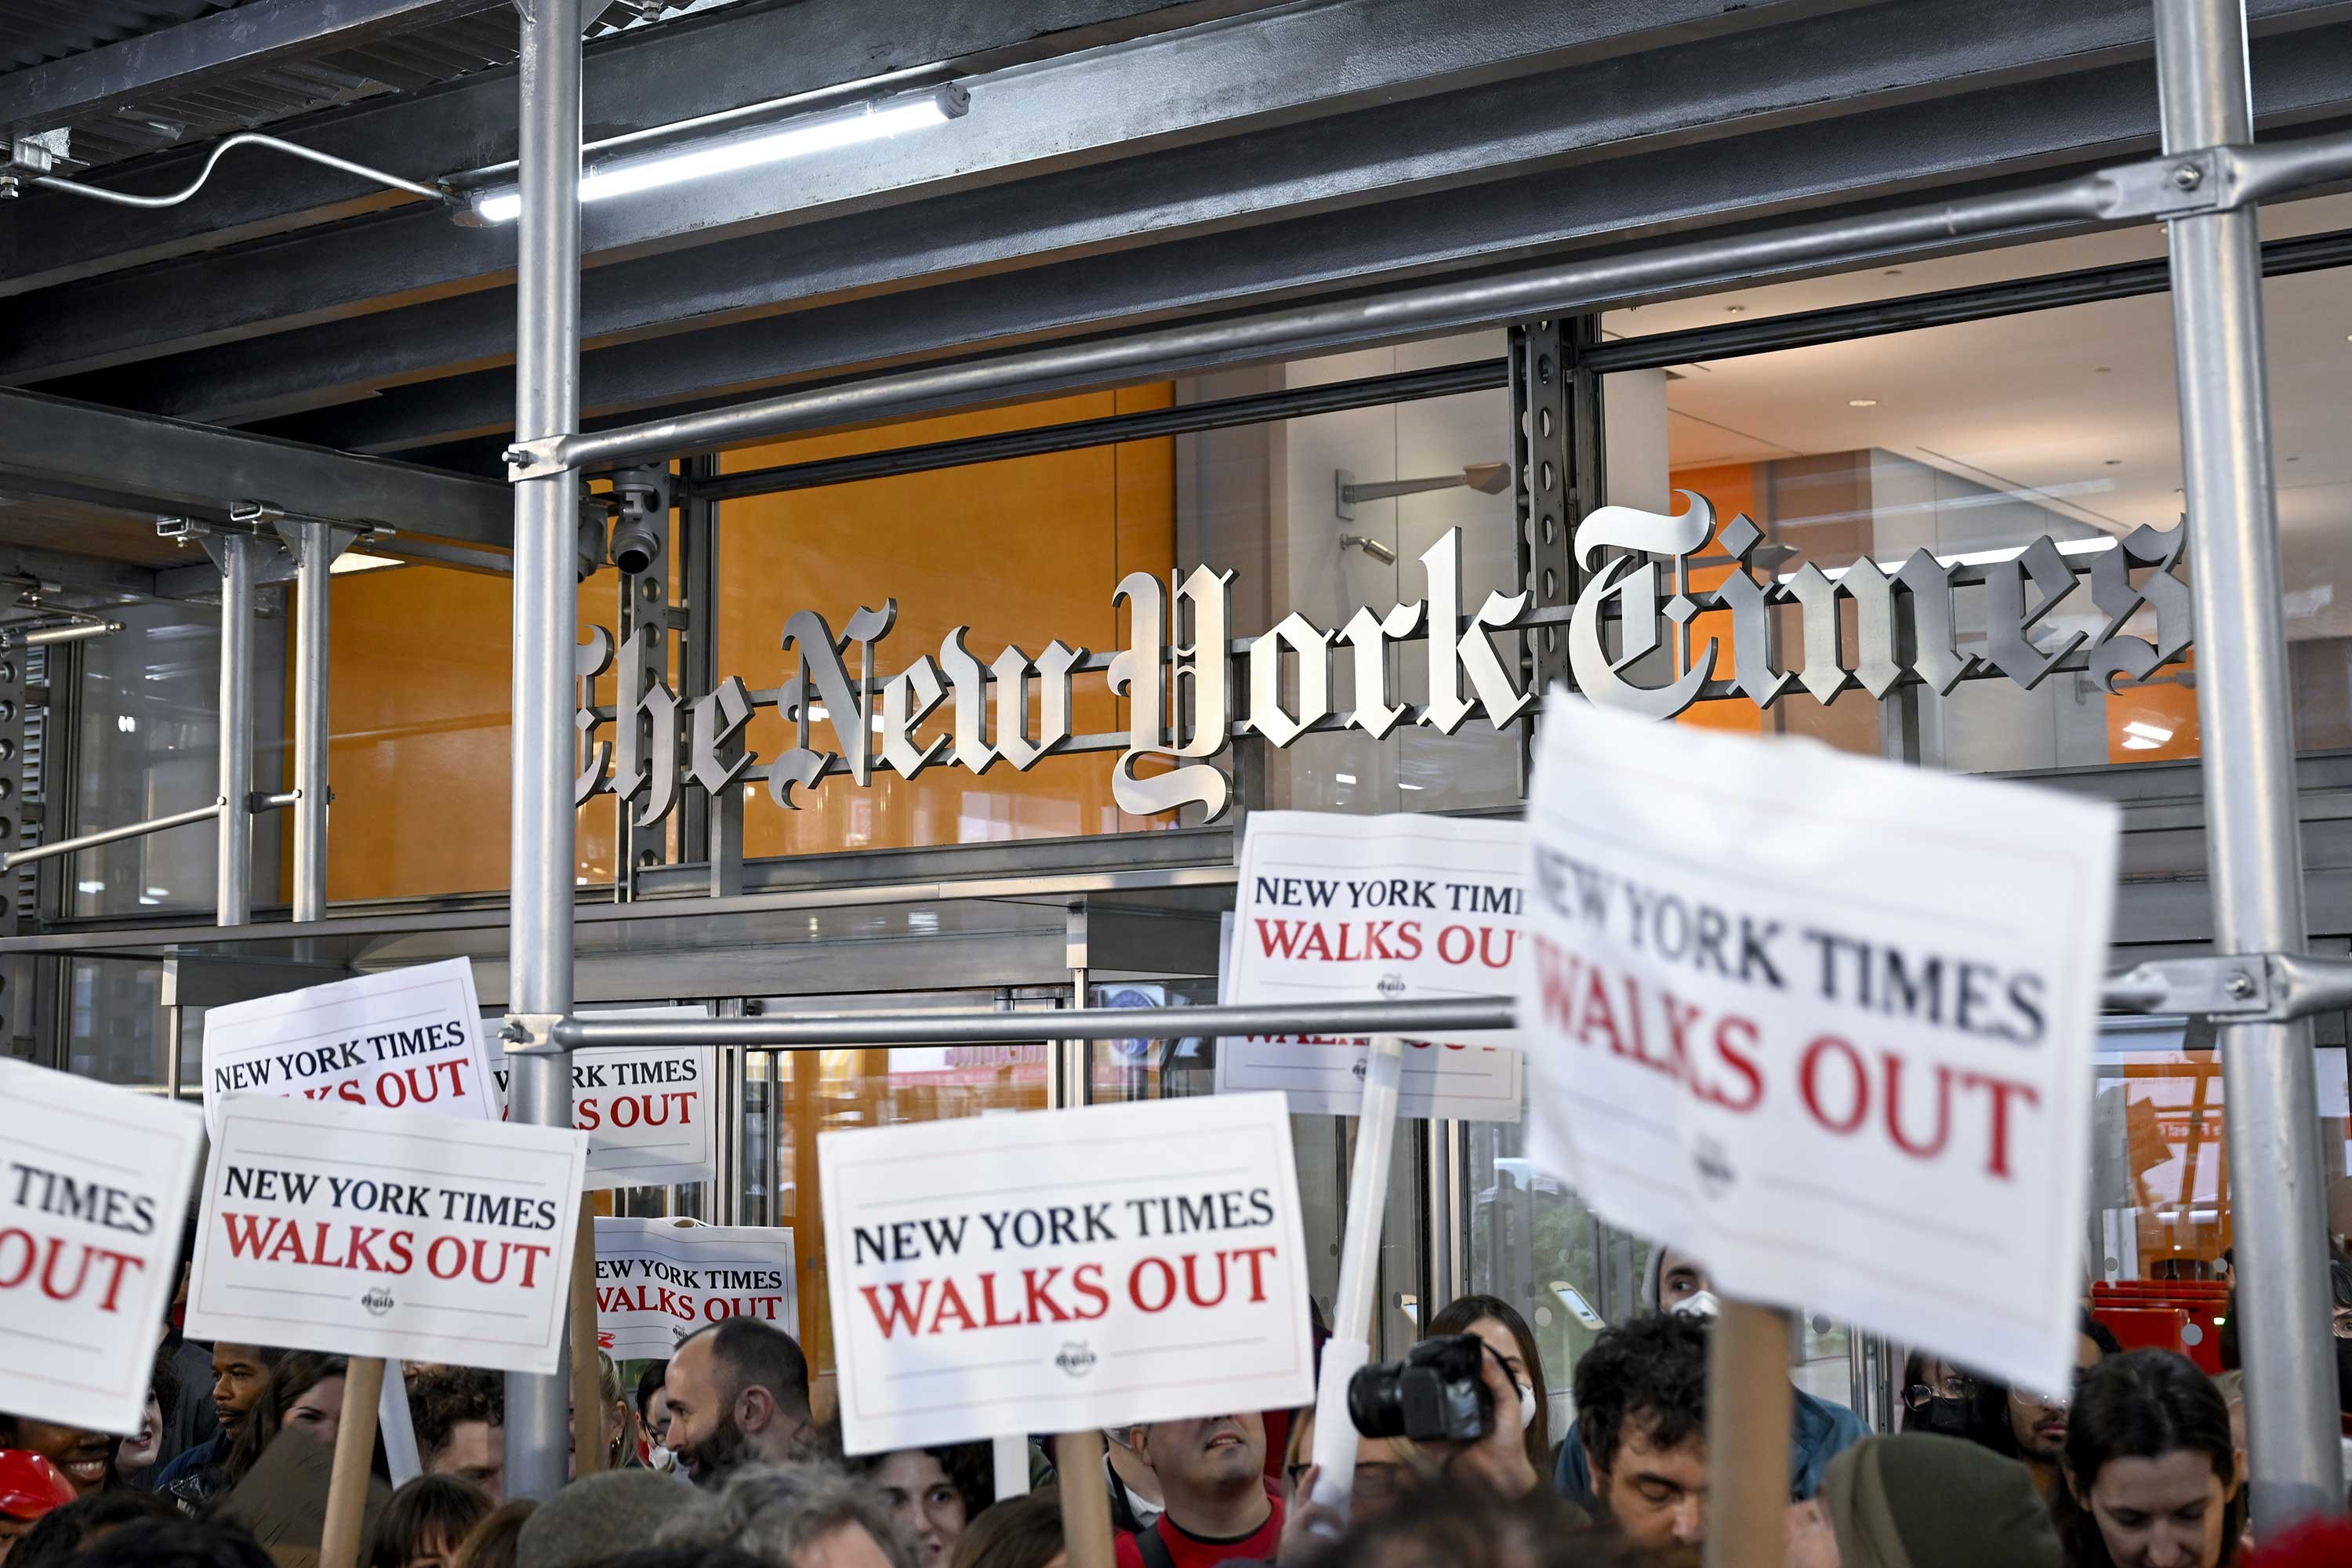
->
[1347, 1333, 1492, 1443]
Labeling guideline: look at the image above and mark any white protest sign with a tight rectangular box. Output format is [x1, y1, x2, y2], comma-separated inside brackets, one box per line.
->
[201, 958, 493, 1137]
[821, 1091, 1312, 1454]
[187, 1095, 588, 1375]
[1519, 696, 2118, 1396]
[593, 1218, 797, 1359]
[0, 1062, 205, 1436]
[1214, 909, 1522, 1121]
[484, 1007, 718, 1189]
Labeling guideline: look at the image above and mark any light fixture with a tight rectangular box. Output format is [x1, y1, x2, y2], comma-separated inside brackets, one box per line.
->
[468, 83, 969, 223]
[329, 554, 403, 575]
[2121, 720, 2175, 751]
[1338, 534, 1399, 565]
[1848, 397, 1878, 408]
[1335, 461, 1509, 520]
[1334, 773, 1357, 785]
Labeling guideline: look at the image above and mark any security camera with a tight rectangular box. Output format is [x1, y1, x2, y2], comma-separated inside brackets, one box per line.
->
[608, 466, 670, 577]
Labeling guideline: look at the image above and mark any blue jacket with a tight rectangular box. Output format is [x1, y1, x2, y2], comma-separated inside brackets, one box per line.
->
[1554, 1386, 1866, 1505]
[151, 1427, 229, 1495]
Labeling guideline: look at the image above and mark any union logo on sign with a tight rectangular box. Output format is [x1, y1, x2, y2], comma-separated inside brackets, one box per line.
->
[1054, 1342, 1098, 1378]
[1377, 973, 1407, 999]
[361, 1286, 396, 1316]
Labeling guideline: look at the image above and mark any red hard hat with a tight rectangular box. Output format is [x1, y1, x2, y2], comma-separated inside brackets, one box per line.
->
[0, 1450, 75, 1521]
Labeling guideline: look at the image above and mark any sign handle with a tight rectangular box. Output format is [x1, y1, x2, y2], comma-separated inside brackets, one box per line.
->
[379, 1359, 421, 1486]
[1702, 1300, 1792, 1568]
[321, 1355, 387, 1568]
[570, 1202, 605, 1476]
[1305, 1034, 1406, 1528]
[993, 1432, 1032, 1499]
[1057, 1428, 1115, 1568]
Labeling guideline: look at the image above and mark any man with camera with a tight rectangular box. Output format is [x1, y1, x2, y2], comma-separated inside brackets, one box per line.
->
[1114, 1414, 1283, 1568]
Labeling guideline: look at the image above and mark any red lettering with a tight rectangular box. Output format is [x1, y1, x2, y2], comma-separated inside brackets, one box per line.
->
[1071, 1263, 1110, 1320]
[1536, 940, 1584, 1032]
[91, 1250, 144, 1313]
[1023, 1267, 1071, 1323]
[1437, 924, 1474, 964]
[1575, 964, 1626, 1054]
[1959, 1072, 2040, 1179]
[1708, 1016, 1765, 1112]
[1882, 1054, 1954, 1161]
[977, 1272, 1025, 1329]
[861, 1281, 931, 1339]
[221, 1213, 274, 1260]
[1255, 918, 1308, 960]
[1395, 920, 1424, 960]
[613, 1096, 640, 1129]
[426, 1236, 466, 1279]
[1130, 1257, 1178, 1313]
[1298, 924, 1334, 961]
[1230, 1246, 1278, 1304]
[931, 1279, 976, 1333]
[578, 1098, 603, 1131]
[1181, 1251, 1229, 1308]
[1478, 927, 1516, 969]
[1799, 1036, 1868, 1134]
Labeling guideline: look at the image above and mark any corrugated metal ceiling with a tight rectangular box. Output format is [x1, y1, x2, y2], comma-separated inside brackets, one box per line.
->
[0, 0, 759, 170]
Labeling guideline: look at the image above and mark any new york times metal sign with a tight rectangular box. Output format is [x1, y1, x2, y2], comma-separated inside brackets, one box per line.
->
[578, 492, 2190, 825]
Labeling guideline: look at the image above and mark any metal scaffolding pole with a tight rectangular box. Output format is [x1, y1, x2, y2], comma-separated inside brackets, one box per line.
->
[504, 0, 584, 1505]
[211, 534, 253, 926]
[290, 524, 332, 923]
[2156, 0, 2343, 1526]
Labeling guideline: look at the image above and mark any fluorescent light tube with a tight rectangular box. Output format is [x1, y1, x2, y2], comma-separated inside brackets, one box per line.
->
[471, 84, 967, 223]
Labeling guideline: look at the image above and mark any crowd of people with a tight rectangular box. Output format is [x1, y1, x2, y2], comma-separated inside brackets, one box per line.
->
[4, 1251, 2351, 1568]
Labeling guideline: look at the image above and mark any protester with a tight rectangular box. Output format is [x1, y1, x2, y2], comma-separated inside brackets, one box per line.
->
[1896, 1353, 1973, 1439]
[637, 1363, 674, 1472]
[1116, 1416, 1282, 1568]
[3, 1492, 179, 1568]
[1428, 1296, 1554, 1481]
[114, 1347, 177, 1491]
[0, 1418, 109, 1502]
[687, 1461, 915, 1568]
[151, 1342, 281, 1496]
[1103, 1428, 1164, 1535]
[367, 1474, 495, 1568]
[64, 1515, 276, 1568]
[0, 1451, 75, 1562]
[1274, 1399, 1435, 1555]
[414, 1367, 509, 1504]
[663, 1320, 821, 1488]
[159, 1240, 220, 1469]
[952, 1490, 1064, 1568]
[1555, 1246, 1861, 1504]
[855, 1445, 991, 1566]
[1781, 1433, 2060, 1567]
[165, 1349, 346, 1509]
[452, 1499, 538, 1568]
[2055, 1350, 2245, 1568]
[1968, 1310, 2122, 1502]
[1569, 1312, 1708, 1560]
[516, 1470, 690, 1568]
[573, 1352, 638, 1475]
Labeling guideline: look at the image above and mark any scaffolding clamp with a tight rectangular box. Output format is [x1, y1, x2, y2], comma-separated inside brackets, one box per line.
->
[505, 437, 572, 481]
[500, 1012, 570, 1054]
[2104, 952, 2352, 1023]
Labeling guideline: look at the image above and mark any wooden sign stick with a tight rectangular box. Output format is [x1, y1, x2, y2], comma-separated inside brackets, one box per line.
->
[1057, 1428, 1116, 1568]
[1703, 1300, 1792, 1568]
[320, 1356, 387, 1568]
[569, 1202, 606, 1475]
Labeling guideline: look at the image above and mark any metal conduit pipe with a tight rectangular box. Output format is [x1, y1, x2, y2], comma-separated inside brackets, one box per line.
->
[291, 526, 332, 924]
[537, 130, 2352, 476]
[503, 0, 584, 1506]
[213, 535, 254, 927]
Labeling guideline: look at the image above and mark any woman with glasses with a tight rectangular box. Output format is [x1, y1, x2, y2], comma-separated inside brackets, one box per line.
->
[1898, 1352, 1976, 1439]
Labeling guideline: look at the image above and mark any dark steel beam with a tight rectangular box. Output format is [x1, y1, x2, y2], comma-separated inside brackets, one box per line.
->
[0, 0, 1290, 296]
[238, 20, 2352, 459]
[0, 0, 498, 137]
[0, 389, 511, 548]
[0, 0, 1864, 387]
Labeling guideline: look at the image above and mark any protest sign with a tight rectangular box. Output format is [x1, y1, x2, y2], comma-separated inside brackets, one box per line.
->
[1519, 695, 2118, 1396]
[201, 959, 492, 1137]
[1225, 810, 1523, 1047]
[1214, 910, 1522, 1120]
[485, 1006, 718, 1189]
[188, 1094, 588, 1374]
[593, 1218, 797, 1359]
[0, 1061, 205, 1436]
[821, 1091, 1312, 1454]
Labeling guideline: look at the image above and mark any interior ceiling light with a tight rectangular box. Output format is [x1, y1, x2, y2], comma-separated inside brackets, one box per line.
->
[329, 554, 404, 576]
[468, 83, 969, 223]
[1848, 397, 1878, 407]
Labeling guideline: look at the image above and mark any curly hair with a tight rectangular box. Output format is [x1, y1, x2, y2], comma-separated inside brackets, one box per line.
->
[849, 1443, 994, 1520]
[1570, 1312, 1708, 1478]
[681, 1461, 917, 1568]
[409, 1367, 505, 1462]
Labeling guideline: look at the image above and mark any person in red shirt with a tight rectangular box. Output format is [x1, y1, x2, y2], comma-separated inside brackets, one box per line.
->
[1113, 1414, 1283, 1568]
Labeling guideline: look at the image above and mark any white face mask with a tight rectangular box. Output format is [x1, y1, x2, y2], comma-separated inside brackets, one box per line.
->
[1671, 1290, 1722, 1322]
[1517, 1382, 1537, 1432]
[648, 1444, 675, 1472]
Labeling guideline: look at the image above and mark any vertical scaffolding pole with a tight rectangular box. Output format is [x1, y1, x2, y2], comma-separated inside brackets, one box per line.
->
[290, 525, 332, 924]
[212, 534, 253, 926]
[2155, 0, 2343, 1526]
[505, 0, 584, 1505]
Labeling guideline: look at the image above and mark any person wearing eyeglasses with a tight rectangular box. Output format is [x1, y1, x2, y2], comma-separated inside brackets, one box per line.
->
[1898, 1353, 1976, 1439]
[1966, 1311, 2122, 1504]
[1271, 1397, 1436, 1557]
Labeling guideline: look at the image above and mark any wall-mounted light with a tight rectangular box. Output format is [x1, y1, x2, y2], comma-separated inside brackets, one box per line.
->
[1334, 461, 1509, 521]
[1338, 534, 1398, 565]
[465, 83, 970, 223]
[1, 619, 121, 648]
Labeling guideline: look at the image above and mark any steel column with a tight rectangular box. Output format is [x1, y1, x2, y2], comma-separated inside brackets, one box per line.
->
[503, 0, 585, 1507]
[2156, 0, 2342, 1526]
[291, 524, 332, 922]
[212, 535, 254, 926]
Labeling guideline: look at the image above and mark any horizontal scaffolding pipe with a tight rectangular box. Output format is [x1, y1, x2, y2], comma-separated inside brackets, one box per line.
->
[557, 996, 1515, 1049]
[1, 792, 300, 871]
[543, 131, 2352, 474]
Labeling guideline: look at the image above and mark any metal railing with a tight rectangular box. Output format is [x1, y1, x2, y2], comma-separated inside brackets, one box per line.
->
[2, 791, 297, 873]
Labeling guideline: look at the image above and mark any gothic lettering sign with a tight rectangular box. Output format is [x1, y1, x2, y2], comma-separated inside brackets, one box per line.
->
[580, 496, 2190, 826]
